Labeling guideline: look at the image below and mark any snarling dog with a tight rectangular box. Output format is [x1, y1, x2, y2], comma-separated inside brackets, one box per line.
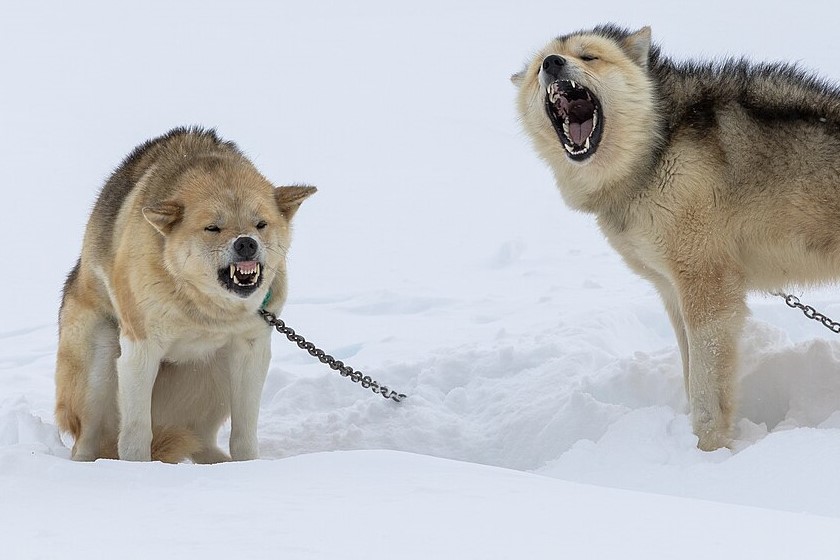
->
[56, 127, 315, 462]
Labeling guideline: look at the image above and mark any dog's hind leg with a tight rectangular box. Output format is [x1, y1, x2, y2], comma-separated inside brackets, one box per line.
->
[650, 275, 691, 402]
[56, 298, 120, 461]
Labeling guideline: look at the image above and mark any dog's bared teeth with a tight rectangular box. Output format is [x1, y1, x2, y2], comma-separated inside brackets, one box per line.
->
[256, 263, 260, 279]
[229, 264, 236, 279]
[570, 80, 577, 89]
[547, 83, 560, 104]
[563, 140, 589, 156]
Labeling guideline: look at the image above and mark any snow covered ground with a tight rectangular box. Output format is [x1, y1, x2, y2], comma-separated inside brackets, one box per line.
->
[3, 1, 840, 557]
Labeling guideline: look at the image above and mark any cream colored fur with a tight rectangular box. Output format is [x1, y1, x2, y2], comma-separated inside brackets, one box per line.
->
[515, 27, 840, 450]
[55, 129, 315, 462]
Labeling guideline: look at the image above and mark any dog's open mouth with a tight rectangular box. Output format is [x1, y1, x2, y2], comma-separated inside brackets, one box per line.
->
[545, 80, 603, 161]
[218, 260, 263, 297]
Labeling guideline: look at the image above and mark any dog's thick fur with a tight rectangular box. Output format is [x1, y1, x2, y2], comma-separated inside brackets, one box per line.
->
[55, 127, 315, 462]
[514, 25, 840, 450]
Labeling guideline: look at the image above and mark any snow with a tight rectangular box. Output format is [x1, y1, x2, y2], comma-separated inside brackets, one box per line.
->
[3, 0, 840, 557]
[3, 451, 840, 560]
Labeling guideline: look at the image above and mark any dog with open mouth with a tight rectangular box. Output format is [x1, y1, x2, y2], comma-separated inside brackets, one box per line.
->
[55, 127, 315, 463]
[514, 25, 840, 451]
[541, 60, 603, 160]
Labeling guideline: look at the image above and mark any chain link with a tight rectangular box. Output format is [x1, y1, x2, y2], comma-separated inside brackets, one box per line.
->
[259, 309, 407, 402]
[774, 292, 840, 334]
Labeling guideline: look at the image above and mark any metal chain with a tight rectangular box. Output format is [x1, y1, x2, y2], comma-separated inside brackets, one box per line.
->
[259, 309, 407, 402]
[774, 292, 840, 334]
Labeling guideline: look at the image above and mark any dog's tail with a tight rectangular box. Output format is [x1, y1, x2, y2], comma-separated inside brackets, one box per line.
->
[151, 426, 203, 463]
[95, 426, 202, 463]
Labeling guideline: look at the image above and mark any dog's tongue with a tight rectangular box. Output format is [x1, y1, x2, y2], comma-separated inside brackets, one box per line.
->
[569, 120, 594, 146]
[567, 99, 595, 145]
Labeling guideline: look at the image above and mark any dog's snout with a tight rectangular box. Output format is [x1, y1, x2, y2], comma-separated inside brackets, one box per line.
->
[233, 236, 259, 259]
[542, 55, 567, 78]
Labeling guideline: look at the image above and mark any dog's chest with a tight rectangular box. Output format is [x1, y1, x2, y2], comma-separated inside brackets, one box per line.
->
[603, 218, 670, 278]
[164, 332, 236, 363]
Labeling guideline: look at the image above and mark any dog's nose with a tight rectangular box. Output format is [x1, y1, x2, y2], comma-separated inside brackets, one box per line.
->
[542, 55, 567, 78]
[233, 236, 259, 259]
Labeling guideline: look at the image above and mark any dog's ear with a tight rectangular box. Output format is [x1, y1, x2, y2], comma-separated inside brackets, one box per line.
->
[275, 185, 317, 220]
[623, 26, 652, 68]
[142, 201, 183, 235]
[510, 70, 524, 87]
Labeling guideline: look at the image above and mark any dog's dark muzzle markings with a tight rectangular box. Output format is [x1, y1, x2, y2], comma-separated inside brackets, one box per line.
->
[218, 235, 264, 297]
[539, 54, 604, 161]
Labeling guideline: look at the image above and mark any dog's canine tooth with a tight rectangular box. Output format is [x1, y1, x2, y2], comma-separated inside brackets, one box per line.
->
[229, 264, 236, 279]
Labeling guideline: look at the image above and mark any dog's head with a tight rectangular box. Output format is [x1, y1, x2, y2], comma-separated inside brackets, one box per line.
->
[142, 158, 315, 307]
[512, 25, 659, 206]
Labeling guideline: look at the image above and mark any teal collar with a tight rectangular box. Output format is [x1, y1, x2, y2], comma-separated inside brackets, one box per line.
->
[261, 288, 272, 310]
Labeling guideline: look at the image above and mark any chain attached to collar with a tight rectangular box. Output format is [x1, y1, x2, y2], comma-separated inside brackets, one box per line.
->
[259, 309, 407, 402]
[774, 292, 840, 334]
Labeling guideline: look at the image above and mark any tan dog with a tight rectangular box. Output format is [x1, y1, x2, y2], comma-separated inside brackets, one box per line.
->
[55, 127, 315, 462]
[514, 25, 840, 450]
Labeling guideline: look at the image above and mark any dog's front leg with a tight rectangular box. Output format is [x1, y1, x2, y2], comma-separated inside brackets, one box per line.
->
[117, 337, 165, 461]
[678, 269, 746, 451]
[227, 334, 271, 461]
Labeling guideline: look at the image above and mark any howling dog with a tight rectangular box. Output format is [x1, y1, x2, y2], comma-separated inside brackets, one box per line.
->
[514, 25, 840, 450]
[56, 127, 315, 462]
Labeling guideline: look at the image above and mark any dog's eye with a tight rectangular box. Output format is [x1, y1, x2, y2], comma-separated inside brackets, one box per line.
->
[580, 54, 598, 62]
[205, 225, 221, 233]
[256, 221, 267, 230]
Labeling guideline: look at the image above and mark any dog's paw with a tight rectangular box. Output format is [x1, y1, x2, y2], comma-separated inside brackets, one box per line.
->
[695, 425, 731, 452]
[230, 436, 259, 461]
[192, 446, 231, 465]
[118, 438, 152, 461]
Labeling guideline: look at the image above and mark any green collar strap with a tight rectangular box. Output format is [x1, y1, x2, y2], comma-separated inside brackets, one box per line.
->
[261, 288, 272, 310]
